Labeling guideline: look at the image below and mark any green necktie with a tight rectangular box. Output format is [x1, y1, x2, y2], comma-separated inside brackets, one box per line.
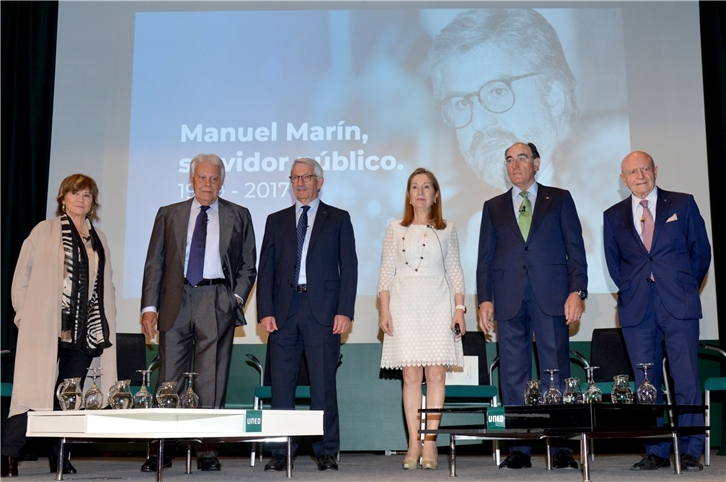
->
[518, 191, 532, 241]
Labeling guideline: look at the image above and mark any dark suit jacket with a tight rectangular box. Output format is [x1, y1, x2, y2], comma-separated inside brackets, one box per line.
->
[603, 188, 711, 325]
[477, 183, 588, 321]
[257, 201, 357, 326]
[141, 197, 257, 331]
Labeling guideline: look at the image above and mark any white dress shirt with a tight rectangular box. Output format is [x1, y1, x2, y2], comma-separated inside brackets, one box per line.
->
[296, 198, 320, 285]
[141, 197, 229, 314]
[185, 198, 224, 280]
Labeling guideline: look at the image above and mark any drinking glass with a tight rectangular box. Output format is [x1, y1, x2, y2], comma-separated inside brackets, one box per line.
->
[543, 369, 562, 405]
[523, 380, 541, 406]
[156, 381, 179, 408]
[56, 378, 83, 411]
[108, 380, 133, 409]
[611, 374, 634, 404]
[84, 367, 104, 410]
[133, 369, 153, 409]
[180, 372, 200, 409]
[636, 363, 658, 405]
[563, 377, 584, 404]
[584, 366, 602, 404]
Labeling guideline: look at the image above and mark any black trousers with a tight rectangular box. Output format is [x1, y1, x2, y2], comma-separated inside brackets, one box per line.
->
[269, 292, 341, 458]
[1, 347, 93, 458]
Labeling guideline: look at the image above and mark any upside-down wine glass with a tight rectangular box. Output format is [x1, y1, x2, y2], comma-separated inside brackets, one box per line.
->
[543, 369, 562, 405]
[636, 363, 658, 405]
[84, 367, 104, 410]
[583, 366, 602, 404]
[133, 369, 153, 409]
[180, 372, 200, 409]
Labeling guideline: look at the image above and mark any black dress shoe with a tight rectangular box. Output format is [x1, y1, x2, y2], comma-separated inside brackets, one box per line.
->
[316, 454, 338, 471]
[140, 455, 173, 472]
[680, 454, 703, 472]
[552, 450, 578, 469]
[498, 451, 531, 469]
[630, 454, 670, 470]
[1, 456, 19, 477]
[264, 455, 290, 472]
[197, 456, 221, 471]
[48, 455, 76, 474]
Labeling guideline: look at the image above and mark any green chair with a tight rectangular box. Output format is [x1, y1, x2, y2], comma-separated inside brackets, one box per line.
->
[700, 343, 726, 466]
[115, 333, 151, 388]
[1, 349, 12, 398]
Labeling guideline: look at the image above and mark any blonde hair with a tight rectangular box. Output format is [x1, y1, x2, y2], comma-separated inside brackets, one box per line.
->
[401, 168, 446, 230]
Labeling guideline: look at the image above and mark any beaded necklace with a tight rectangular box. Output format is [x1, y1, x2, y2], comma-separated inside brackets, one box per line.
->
[402, 224, 429, 272]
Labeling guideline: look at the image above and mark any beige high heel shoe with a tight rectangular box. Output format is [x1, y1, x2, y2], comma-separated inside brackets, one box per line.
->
[402, 445, 422, 470]
[421, 459, 438, 470]
[421, 441, 438, 470]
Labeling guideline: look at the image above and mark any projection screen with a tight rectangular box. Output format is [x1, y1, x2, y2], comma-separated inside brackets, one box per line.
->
[48, 1, 716, 343]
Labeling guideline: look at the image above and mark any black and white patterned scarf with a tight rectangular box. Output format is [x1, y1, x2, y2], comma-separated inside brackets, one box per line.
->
[60, 214, 111, 356]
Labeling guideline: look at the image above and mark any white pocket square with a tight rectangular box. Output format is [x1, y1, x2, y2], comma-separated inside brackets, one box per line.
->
[666, 213, 678, 222]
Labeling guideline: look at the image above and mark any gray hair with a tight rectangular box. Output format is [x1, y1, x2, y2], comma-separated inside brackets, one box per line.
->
[428, 8, 578, 125]
[291, 157, 324, 179]
[190, 153, 225, 182]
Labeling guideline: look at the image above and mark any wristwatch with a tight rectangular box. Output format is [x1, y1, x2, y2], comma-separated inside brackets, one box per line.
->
[455, 304, 467, 313]
[575, 290, 588, 300]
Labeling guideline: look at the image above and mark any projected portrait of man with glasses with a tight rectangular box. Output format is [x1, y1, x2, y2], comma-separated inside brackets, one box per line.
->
[428, 9, 577, 192]
[427, 8, 630, 292]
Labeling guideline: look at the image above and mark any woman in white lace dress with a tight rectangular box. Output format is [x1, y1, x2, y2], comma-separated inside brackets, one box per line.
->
[378, 168, 465, 470]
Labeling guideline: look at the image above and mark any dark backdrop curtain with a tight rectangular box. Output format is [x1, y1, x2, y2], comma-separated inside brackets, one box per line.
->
[700, 1, 726, 449]
[1, 1, 58, 381]
[700, 3, 726, 352]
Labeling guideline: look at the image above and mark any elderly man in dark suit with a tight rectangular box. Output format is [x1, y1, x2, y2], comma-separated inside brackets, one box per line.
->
[477, 142, 588, 470]
[257, 157, 357, 472]
[604, 151, 711, 472]
[140, 153, 256, 472]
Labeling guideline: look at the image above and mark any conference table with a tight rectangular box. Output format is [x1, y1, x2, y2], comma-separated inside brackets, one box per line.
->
[421, 404, 707, 482]
[26, 408, 323, 481]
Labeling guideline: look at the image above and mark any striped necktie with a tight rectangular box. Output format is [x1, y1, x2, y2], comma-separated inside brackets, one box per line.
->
[295, 205, 310, 285]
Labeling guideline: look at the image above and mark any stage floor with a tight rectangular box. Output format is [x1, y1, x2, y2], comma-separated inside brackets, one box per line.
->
[8, 451, 725, 481]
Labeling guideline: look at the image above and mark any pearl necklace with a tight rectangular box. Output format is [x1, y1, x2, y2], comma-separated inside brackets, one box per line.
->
[402, 225, 428, 272]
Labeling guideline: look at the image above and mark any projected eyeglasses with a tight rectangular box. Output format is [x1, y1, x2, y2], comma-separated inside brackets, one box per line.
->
[439, 73, 538, 129]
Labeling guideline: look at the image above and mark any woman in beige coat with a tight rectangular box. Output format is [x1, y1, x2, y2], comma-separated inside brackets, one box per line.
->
[1, 174, 117, 478]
